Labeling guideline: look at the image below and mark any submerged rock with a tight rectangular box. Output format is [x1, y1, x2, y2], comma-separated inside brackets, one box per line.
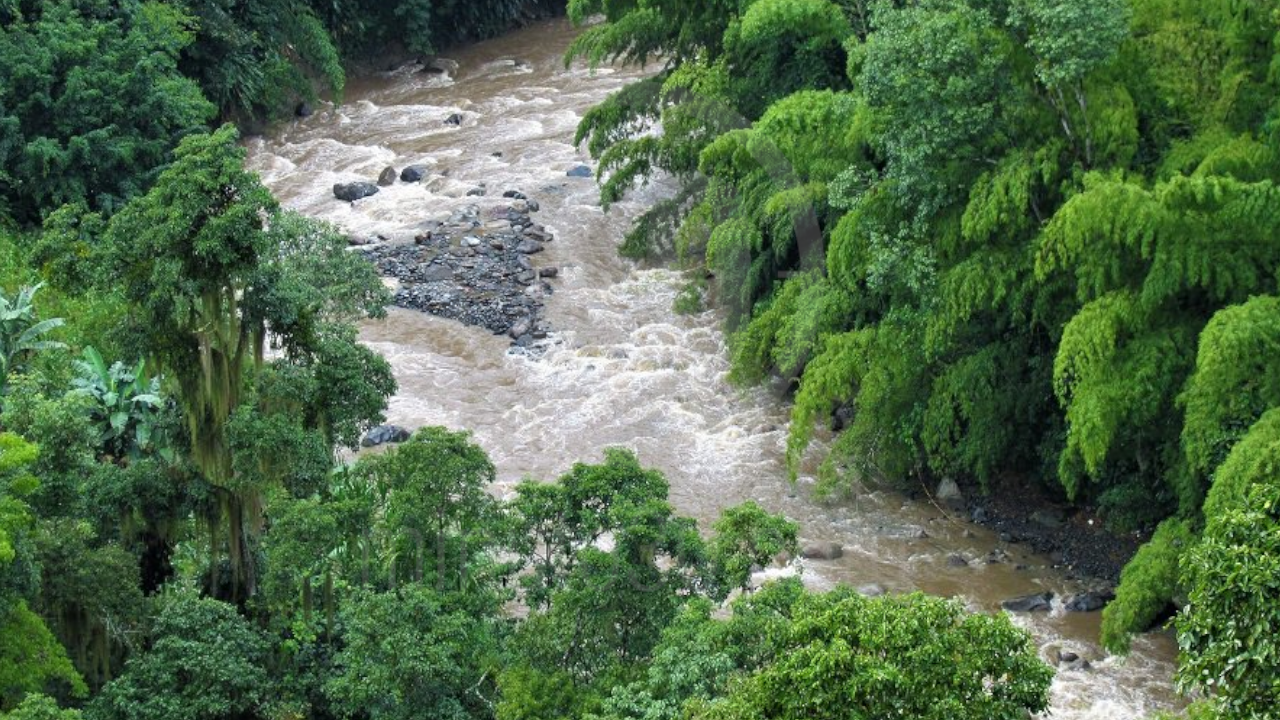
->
[377, 166, 397, 186]
[296, 101, 313, 117]
[1001, 592, 1054, 613]
[566, 164, 592, 178]
[445, 112, 464, 126]
[800, 541, 844, 560]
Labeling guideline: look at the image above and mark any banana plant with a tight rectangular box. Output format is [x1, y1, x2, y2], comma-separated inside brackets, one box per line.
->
[71, 346, 173, 462]
[0, 283, 66, 396]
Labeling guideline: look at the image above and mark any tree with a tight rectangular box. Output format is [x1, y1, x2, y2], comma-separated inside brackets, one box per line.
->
[1176, 409, 1280, 718]
[707, 501, 796, 595]
[88, 589, 271, 720]
[0, 433, 85, 710]
[357, 427, 503, 592]
[70, 348, 171, 463]
[0, 0, 214, 223]
[0, 286, 64, 398]
[178, 0, 343, 120]
[325, 586, 501, 720]
[62, 124, 394, 600]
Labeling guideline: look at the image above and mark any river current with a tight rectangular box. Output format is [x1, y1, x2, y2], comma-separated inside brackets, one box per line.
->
[245, 17, 1181, 718]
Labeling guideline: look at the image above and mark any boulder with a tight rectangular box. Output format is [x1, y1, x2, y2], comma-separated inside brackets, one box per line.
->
[516, 239, 544, 254]
[445, 113, 464, 126]
[1064, 590, 1114, 613]
[334, 182, 380, 202]
[800, 541, 844, 560]
[566, 164, 592, 178]
[503, 190, 527, 200]
[935, 477, 964, 512]
[296, 101, 313, 117]
[539, 267, 558, 279]
[466, 187, 486, 197]
[377, 166, 397, 187]
[423, 57, 459, 74]
[401, 164, 430, 182]
[527, 198, 540, 212]
[946, 554, 969, 568]
[856, 583, 886, 597]
[1001, 592, 1054, 613]
[360, 425, 411, 448]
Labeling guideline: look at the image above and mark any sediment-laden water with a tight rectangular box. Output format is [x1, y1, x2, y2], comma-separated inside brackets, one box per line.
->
[245, 18, 1181, 718]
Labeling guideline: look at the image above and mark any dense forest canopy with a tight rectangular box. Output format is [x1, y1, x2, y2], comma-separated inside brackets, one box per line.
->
[0, 0, 1276, 718]
[570, 0, 1279, 715]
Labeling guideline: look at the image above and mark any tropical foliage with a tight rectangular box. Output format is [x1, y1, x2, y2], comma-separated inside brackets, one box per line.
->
[569, 1, 1280, 714]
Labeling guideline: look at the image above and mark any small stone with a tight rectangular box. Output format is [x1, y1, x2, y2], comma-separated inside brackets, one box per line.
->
[566, 165, 592, 178]
[466, 187, 486, 197]
[508, 317, 532, 339]
[946, 554, 969, 568]
[856, 584, 886, 597]
[527, 198, 540, 212]
[503, 190, 527, 200]
[516, 239, 544, 254]
[539, 267, 559, 279]
[445, 113, 463, 126]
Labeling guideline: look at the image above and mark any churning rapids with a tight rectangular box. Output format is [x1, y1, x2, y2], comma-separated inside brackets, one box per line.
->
[245, 17, 1181, 719]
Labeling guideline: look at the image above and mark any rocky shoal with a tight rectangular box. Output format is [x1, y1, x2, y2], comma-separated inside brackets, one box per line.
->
[354, 194, 558, 350]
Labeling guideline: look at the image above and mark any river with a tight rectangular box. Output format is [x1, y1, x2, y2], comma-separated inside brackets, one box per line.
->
[244, 17, 1181, 718]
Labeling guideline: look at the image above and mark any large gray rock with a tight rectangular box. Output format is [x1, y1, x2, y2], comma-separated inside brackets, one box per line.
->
[377, 166, 398, 186]
[935, 477, 964, 512]
[334, 182, 380, 202]
[361, 425, 411, 448]
[800, 541, 844, 560]
[566, 165, 592, 178]
[1001, 592, 1054, 613]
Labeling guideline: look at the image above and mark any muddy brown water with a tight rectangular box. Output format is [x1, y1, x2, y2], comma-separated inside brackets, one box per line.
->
[245, 17, 1181, 718]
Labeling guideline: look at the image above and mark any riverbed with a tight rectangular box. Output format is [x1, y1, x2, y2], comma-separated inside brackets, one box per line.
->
[244, 17, 1181, 718]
